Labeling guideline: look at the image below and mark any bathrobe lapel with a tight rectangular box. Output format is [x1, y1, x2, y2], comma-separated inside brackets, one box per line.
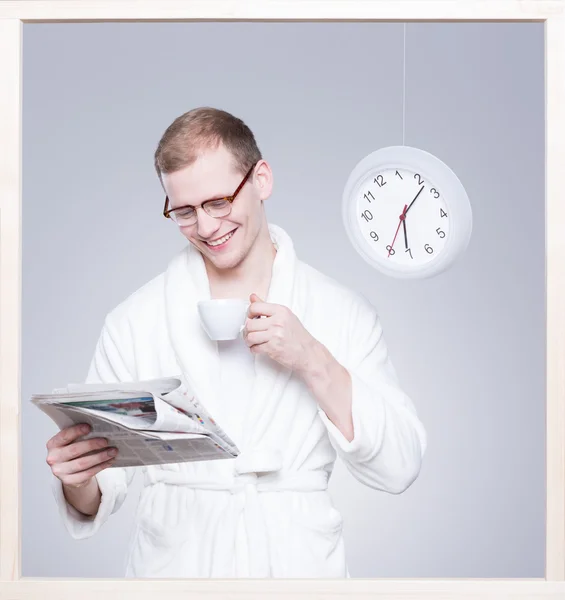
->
[235, 225, 309, 473]
[163, 224, 308, 474]
[164, 243, 222, 419]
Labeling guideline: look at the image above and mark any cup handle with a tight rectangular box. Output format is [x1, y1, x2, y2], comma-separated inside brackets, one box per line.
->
[241, 302, 251, 332]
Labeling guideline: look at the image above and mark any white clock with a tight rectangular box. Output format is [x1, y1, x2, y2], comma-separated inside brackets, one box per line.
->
[342, 145, 472, 279]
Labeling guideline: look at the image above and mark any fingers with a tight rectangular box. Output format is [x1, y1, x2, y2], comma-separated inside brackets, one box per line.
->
[46, 423, 119, 487]
[46, 436, 111, 466]
[46, 423, 91, 450]
[249, 341, 269, 354]
[60, 457, 117, 488]
[243, 315, 269, 333]
[244, 330, 271, 347]
[248, 301, 277, 319]
[51, 446, 118, 479]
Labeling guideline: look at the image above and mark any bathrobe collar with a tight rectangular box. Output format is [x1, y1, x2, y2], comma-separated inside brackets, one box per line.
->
[163, 224, 308, 473]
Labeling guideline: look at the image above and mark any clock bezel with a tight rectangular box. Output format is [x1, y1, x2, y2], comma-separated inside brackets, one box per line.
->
[342, 145, 472, 279]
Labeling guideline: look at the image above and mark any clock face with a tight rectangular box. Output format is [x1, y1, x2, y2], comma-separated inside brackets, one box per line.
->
[356, 166, 450, 266]
[343, 146, 472, 279]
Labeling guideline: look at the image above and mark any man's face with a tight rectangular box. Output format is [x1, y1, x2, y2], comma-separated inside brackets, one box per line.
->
[162, 143, 272, 272]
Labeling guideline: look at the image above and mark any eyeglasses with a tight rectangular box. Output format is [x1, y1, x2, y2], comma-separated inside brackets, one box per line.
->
[163, 162, 257, 226]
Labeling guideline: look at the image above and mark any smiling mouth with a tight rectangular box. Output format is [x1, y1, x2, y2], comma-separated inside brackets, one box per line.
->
[204, 229, 237, 248]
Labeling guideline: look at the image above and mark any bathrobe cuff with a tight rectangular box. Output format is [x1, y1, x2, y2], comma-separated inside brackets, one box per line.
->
[51, 467, 128, 539]
[317, 370, 385, 460]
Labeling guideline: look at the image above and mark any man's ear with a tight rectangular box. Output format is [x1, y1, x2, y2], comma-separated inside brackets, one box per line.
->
[254, 160, 273, 201]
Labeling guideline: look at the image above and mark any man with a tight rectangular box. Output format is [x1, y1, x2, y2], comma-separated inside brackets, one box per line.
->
[46, 107, 427, 578]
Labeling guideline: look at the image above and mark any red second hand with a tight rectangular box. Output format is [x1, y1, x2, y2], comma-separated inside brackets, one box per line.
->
[388, 204, 408, 258]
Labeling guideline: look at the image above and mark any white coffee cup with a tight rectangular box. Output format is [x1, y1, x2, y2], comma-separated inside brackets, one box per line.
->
[197, 298, 250, 341]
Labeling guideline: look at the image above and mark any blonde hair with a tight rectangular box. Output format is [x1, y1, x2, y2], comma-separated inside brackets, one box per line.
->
[154, 107, 262, 185]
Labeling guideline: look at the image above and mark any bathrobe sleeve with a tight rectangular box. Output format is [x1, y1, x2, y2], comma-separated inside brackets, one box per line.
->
[52, 316, 138, 539]
[317, 297, 427, 494]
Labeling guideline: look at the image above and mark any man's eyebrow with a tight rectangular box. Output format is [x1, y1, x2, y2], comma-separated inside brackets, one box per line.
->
[198, 192, 231, 204]
[174, 192, 229, 209]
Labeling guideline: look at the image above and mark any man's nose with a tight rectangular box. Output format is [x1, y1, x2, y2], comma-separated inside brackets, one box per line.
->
[196, 208, 222, 238]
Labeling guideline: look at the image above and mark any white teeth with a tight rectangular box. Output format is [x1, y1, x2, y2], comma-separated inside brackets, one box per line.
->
[207, 230, 235, 247]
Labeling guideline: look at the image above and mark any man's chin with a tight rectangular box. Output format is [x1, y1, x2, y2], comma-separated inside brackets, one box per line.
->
[202, 248, 242, 270]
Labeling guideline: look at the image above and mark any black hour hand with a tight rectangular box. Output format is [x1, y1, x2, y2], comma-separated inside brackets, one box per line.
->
[402, 218, 408, 249]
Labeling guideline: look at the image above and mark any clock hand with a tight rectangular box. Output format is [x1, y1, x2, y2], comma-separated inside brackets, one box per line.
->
[405, 185, 424, 215]
[388, 204, 408, 258]
[402, 219, 409, 250]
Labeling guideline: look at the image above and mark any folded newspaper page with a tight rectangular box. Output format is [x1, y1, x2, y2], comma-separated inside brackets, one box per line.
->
[32, 377, 239, 468]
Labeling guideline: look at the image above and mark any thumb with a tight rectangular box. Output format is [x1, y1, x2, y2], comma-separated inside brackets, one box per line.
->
[250, 293, 263, 303]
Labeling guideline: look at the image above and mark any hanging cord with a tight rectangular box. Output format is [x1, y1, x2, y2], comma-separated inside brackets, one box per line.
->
[402, 22, 406, 146]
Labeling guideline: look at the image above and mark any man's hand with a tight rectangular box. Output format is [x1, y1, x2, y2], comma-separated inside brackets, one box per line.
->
[244, 293, 354, 441]
[243, 293, 317, 373]
[46, 423, 118, 488]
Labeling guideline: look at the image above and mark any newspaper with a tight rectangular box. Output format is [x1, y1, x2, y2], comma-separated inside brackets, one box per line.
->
[32, 377, 239, 468]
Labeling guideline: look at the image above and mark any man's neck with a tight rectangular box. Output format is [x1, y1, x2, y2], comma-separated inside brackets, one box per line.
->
[205, 225, 277, 301]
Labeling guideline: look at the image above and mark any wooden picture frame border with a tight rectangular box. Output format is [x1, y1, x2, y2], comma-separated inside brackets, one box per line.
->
[1, 1, 563, 597]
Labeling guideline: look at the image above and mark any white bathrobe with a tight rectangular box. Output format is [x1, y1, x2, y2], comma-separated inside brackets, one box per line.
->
[52, 224, 427, 578]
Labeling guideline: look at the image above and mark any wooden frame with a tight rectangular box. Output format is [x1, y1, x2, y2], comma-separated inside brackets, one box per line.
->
[1, 1, 563, 597]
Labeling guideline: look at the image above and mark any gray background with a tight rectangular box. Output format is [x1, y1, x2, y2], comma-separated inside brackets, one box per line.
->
[22, 22, 545, 578]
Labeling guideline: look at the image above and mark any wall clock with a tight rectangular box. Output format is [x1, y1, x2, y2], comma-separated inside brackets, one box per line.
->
[342, 145, 472, 279]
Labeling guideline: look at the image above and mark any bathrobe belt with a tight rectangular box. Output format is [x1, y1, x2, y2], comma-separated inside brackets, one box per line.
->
[143, 467, 329, 577]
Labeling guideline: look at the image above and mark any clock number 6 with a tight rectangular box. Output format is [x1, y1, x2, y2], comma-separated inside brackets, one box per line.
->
[424, 244, 434, 254]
